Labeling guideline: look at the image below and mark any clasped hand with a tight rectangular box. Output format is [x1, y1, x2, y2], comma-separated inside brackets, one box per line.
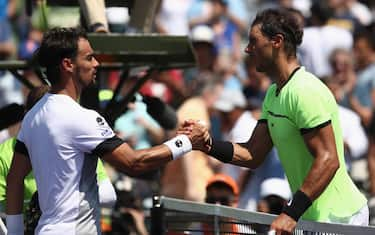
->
[177, 120, 211, 152]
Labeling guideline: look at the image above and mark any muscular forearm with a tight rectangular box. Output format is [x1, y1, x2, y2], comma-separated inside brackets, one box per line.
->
[106, 144, 172, 176]
[205, 141, 269, 170]
[207, 123, 273, 169]
[104, 135, 195, 176]
[232, 143, 260, 169]
[300, 151, 339, 201]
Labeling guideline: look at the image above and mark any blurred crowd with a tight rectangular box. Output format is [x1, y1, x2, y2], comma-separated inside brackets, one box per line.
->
[1, 0, 375, 234]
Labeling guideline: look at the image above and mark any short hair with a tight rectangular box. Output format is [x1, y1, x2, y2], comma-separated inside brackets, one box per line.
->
[36, 27, 88, 85]
[252, 8, 303, 57]
[310, 1, 333, 25]
[354, 27, 375, 51]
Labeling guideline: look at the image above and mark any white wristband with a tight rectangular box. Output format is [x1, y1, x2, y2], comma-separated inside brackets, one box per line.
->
[6, 214, 24, 234]
[163, 135, 192, 160]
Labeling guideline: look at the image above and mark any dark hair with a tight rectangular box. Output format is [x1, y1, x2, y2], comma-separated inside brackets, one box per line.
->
[211, 0, 228, 6]
[354, 26, 375, 51]
[310, 2, 333, 25]
[252, 8, 303, 57]
[36, 27, 88, 85]
[206, 182, 235, 195]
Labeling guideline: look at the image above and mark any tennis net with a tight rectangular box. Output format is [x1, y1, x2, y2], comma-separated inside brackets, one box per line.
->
[150, 196, 375, 235]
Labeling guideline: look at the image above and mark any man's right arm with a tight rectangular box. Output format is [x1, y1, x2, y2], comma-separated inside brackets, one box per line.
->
[178, 121, 273, 169]
[101, 142, 175, 176]
[101, 122, 210, 176]
[231, 122, 274, 169]
[6, 151, 31, 234]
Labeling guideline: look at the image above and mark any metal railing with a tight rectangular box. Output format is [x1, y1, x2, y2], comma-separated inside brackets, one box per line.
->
[151, 196, 375, 235]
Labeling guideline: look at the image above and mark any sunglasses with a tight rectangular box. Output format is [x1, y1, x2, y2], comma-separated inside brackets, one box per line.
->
[205, 196, 234, 206]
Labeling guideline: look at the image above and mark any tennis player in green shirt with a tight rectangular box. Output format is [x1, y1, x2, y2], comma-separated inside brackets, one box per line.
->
[180, 8, 368, 235]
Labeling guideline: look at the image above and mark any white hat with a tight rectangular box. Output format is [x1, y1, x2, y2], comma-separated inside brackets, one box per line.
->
[190, 25, 215, 44]
[260, 178, 292, 201]
[214, 89, 247, 112]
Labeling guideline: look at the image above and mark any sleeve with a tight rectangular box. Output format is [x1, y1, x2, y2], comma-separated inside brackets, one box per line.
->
[71, 110, 123, 155]
[290, 84, 331, 133]
[14, 140, 29, 157]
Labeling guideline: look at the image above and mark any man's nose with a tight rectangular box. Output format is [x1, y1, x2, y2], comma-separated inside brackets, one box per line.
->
[93, 57, 100, 67]
[245, 46, 252, 54]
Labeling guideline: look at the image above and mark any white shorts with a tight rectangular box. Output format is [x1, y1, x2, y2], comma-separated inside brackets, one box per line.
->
[327, 205, 369, 226]
[303, 205, 369, 235]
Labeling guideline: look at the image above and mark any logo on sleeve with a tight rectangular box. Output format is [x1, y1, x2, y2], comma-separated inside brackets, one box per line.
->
[101, 129, 113, 137]
[96, 117, 105, 126]
[175, 140, 183, 148]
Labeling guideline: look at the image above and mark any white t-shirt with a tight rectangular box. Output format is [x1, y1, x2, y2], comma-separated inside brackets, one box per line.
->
[157, 0, 193, 35]
[17, 93, 123, 234]
[298, 25, 353, 78]
[338, 105, 368, 159]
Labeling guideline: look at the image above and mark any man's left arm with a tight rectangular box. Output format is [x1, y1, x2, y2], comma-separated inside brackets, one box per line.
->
[271, 123, 340, 234]
[300, 123, 340, 200]
[6, 151, 32, 235]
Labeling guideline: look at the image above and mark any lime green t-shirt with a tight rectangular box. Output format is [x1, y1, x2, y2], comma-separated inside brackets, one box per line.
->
[0, 137, 37, 211]
[260, 67, 367, 222]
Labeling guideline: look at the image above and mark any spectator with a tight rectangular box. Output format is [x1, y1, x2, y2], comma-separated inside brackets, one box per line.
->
[155, 0, 194, 35]
[255, 178, 291, 234]
[257, 178, 291, 215]
[328, 48, 356, 98]
[326, 0, 361, 32]
[205, 173, 239, 207]
[0, 0, 16, 58]
[0, 0, 21, 110]
[184, 24, 217, 90]
[298, 1, 353, 78]
[324, 77, 368, 170]
[189, 0, 245, 91]
[345, 0, 373, 26]
[114, 93, 164, 150]
[347, 28, 375, 127]
[203, 174, 240, 233]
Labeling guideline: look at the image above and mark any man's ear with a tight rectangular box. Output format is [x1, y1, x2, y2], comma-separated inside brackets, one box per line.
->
[271, 34, 284, 49]
[61, 58, 73, 73]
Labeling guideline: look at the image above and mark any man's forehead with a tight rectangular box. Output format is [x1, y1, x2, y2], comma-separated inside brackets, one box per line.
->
[249, 24, 262, 36]
[77, 38, 93, 54]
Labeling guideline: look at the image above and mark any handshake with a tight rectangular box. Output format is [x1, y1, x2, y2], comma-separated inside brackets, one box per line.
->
[177, 119, 212, 153]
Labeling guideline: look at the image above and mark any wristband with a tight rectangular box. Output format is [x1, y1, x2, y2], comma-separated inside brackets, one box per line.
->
[208, 140, 233, 163]
[282, 190, 312, 222]
[163, 135, 192, 160]
[6, 214, 24, 234]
